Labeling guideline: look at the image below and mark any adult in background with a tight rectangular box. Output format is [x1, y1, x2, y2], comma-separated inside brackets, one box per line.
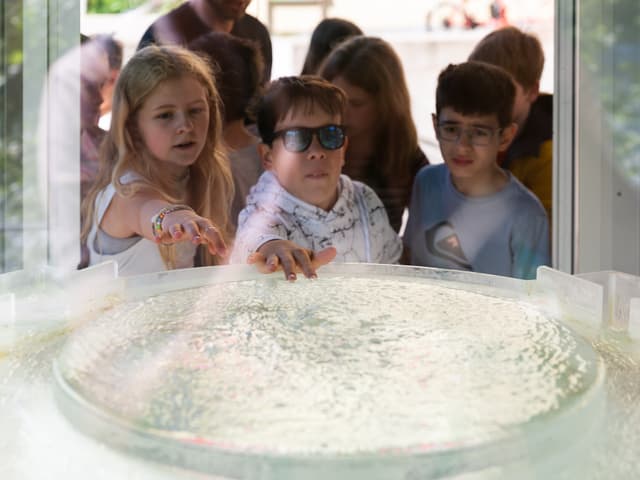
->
[138, 0, 272, 84]
[79, 35, 110, 203]
[319, 36, 429, 232]
[92, 34, 123, 128]
[300, 18, 362, 75]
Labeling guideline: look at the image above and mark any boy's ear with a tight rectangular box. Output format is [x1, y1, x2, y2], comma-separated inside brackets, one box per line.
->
[431, 113, 439, 136]
[498, 123, 518, 151]
[340, 136, 349, 168]
[527, 81, 540, 103]
[258, 143, 273, 170]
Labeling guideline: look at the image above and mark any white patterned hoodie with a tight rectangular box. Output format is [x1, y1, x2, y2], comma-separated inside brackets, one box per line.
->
[230, 171, 402, 264]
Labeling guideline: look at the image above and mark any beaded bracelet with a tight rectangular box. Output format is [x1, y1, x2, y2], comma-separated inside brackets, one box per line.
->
[151, 204, 194, 238]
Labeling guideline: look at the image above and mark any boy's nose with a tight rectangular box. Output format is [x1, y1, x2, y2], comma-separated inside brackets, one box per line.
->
[307, 135, 326, 159]
[455, 130, 474, 147]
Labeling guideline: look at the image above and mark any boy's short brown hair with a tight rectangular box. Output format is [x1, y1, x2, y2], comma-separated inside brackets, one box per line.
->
[468, 26, 544, 91]
[436, 61, 515, 128]
[253, 75, 346, 145]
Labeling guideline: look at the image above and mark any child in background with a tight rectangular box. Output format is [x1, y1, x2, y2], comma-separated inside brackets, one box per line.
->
[468, 26, 552, 222]
[81, 45, 233, 275]
[189, 32, 265, 232]
[319, 36, 429, 232]
[404, 62, 549, 280]
[300, 18, 363, 75]
[231, 76, 402, 269]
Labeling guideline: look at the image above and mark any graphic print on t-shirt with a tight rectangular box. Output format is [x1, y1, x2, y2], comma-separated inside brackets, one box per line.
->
[425, 221, 472, 270]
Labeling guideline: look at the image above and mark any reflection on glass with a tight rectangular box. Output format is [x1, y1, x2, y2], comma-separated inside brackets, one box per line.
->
[579, 0, 640, 188]
[0, 2, 24, 272]
[574, 0, 640, 273]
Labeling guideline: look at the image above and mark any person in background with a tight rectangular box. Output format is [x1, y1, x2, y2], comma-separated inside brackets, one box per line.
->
[40, 35, 110, 271]
[79, 35, 110, 203]
[319, 36, 429, 232]
[231, 76, 401, 271]
[78, 35, 116, 268]
[91, 34, 124, 130]
[404, 62, 549, 280]
[468, 26, 552, 222]
[137, 0, 272, 84]
[189, 32, 265, 232]
[300, 18, 363, 75]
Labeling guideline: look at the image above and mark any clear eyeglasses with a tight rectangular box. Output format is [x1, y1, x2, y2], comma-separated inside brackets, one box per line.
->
[436, 123, 502, 146]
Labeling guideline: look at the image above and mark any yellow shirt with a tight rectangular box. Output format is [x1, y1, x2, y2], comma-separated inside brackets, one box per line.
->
[503, 94, 553, 224]
[507, 138, 552, 223]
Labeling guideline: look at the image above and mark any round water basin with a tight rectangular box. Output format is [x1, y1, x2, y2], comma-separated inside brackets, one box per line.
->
[54, 265, 605, 479]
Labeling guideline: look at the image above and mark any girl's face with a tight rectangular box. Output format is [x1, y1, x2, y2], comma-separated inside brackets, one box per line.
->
[330, 75, 377, 143]
[136, 75, 210, 175]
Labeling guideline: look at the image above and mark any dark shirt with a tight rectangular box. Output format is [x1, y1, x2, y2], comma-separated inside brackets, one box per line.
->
[138, 2, 272, 83]
[501, 93, 553, 220]
[503, 93, 552, 169]
[345, 148, 429, 233]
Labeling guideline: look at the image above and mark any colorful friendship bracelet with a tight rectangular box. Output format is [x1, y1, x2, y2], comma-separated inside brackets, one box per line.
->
[151, 204, 194, 238]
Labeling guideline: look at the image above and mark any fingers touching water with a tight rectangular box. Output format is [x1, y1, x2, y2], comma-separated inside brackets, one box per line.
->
[248, 240, 336, 281]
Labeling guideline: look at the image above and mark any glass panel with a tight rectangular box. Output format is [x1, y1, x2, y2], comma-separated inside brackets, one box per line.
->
[574, 0, 640, 274]
[0, 0, 80, 274]
[38, 0, 81, 271]
[0, 2, 24, 272]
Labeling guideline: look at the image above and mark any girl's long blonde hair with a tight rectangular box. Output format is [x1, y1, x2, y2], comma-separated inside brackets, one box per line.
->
[81, 45, 233, 268]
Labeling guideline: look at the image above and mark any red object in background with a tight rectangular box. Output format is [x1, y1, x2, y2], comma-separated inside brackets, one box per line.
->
[490, 0, 509, 26]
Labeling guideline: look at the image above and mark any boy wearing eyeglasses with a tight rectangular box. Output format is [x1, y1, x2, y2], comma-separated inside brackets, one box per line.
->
[230, 75, 401, 268]
[403, 62, 549, 279]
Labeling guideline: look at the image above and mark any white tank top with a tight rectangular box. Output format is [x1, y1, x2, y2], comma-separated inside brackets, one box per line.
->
[87, 177, 196, 276]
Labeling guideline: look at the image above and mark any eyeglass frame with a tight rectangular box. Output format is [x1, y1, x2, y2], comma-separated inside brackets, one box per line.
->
[433, 117, 504, 147]
[268, 124, 347, 153]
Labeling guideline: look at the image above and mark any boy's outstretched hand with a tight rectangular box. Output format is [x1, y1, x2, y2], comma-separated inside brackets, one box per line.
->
[247, 240, 336, 281]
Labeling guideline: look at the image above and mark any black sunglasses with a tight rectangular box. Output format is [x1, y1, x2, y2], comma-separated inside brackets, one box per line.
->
[271, 124, 346, 153]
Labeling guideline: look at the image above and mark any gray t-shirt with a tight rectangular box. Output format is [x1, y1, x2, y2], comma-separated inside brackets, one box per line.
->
[403, 164, 550, 279]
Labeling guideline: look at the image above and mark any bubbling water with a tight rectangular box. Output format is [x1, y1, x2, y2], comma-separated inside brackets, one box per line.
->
[57, 275, 597, 456]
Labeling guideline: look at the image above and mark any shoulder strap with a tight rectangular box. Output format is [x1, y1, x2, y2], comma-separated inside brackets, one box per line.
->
[95, 183, 116, 224]
[88, 183, 117, 255]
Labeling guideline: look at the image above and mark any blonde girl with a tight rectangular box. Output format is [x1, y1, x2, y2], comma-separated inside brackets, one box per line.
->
[81, 45, 233, 275]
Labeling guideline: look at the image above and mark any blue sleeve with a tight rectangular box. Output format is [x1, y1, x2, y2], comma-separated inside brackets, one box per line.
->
[511, 211, 550, 280]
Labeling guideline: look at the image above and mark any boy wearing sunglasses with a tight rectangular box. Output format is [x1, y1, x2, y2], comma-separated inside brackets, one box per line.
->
[231, 75, 401, 268]
[403, 62, 549, 279]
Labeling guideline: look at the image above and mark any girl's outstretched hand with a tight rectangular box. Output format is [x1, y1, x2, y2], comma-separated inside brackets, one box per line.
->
[153, 208, 228, 258]
[247, 240, 336, 281]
